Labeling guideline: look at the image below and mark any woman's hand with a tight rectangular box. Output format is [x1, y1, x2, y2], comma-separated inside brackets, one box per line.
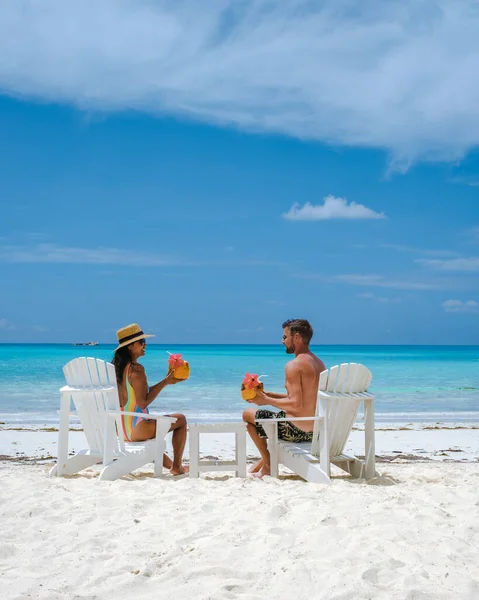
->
[165, 370, 183, 385]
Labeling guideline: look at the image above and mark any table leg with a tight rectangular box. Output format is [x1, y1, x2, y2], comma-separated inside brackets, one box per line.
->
[263, 422, 278, 478]
[189, 427, 199, 478]
[236, 429, 247, 477]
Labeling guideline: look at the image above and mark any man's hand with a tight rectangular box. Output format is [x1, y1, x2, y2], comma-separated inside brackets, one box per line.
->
[248, 390, 269, 406]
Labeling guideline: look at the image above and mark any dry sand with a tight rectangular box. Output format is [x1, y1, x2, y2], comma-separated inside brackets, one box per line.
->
[1, 424, 479, 600]
[1, 460, 478, 600]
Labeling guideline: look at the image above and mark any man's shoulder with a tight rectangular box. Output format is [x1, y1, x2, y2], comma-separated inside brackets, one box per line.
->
[289, 353, 326, 372]
[285, 357, 301, 374]
[286, 354, 312, 371]
[312, 353, 327, 372]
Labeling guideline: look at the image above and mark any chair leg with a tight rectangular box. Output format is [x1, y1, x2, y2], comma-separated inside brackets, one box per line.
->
[50, 452, 102, 477]
[54, 393, 71, 476]
[99, 452, 151, 481]
[154, 421, 171, 478]
[154, 439, 166, 478]
[318, 415, 330, 479]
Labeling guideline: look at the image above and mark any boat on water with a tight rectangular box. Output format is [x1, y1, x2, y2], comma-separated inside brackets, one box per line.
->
[73, 341, 99, 346]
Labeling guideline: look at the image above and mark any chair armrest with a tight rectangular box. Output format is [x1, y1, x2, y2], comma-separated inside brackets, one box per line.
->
[61, 385, 115, 393]
[255, 416, 324, 423]
[107, 411, 177, 424]
[319, 391, 374, 400]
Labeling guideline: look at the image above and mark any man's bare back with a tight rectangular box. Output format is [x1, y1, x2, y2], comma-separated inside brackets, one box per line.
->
[284, 351, 326, 431]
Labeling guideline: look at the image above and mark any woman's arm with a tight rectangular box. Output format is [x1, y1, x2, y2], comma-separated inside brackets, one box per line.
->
[128, 364, 179, 410]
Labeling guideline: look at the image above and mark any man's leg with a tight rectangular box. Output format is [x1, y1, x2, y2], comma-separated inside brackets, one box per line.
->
[167, 413, 188, 475]
[242, 408, 271, 477]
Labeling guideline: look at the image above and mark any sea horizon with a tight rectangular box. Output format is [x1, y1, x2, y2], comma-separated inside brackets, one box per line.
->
[1, 343, 478, 428]
[1, 343, 478, 347]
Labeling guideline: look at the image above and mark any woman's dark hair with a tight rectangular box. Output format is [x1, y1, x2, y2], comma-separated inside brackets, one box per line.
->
[112, 346, 132, 384]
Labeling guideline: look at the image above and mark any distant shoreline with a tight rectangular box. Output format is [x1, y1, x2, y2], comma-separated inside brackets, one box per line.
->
[1, 342, 478, 347]
[2, 426, 479, 464]
[2, 422, 479, 432]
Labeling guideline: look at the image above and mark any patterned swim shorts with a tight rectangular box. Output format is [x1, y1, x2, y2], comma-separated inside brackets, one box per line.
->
[255, 409, 313, 443]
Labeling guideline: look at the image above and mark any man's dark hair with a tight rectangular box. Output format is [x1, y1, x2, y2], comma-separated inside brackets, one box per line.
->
[282, 319, 314, 344]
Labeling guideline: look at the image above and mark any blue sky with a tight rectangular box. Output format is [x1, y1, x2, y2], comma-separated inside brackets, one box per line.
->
[0, 1, 478, 345]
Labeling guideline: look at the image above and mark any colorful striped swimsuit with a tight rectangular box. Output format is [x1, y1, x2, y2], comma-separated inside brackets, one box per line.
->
[121, 364, 149, 442]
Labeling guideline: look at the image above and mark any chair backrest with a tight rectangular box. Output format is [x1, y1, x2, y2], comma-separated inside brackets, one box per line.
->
[312, 363, 373, 457]
[62, 357, 123, 455]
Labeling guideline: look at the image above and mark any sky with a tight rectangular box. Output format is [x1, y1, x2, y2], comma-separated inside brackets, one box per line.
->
[0, 0, 478, 345]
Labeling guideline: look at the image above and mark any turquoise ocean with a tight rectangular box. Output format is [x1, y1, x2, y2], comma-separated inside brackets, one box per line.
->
[0, 344, 478, 427]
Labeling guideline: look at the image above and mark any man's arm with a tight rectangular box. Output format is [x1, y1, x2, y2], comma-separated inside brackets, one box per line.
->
[251, 363, 303, 413]
[264, 391, 288, 399]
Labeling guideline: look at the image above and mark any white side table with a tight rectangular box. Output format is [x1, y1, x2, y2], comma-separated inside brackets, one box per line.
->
[189, 423, 247, 478]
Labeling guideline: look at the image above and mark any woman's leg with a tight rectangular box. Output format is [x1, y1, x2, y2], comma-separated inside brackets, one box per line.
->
[130, 419, 156, 441]
[130, 420, 175, 471]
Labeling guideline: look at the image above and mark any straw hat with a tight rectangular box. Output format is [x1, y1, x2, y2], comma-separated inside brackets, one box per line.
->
[115, 323, 155, 350]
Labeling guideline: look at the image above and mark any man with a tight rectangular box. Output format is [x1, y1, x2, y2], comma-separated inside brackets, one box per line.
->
[242, 319, 326, 478]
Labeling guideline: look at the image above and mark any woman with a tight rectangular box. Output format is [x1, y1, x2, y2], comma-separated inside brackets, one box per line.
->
[112, 323, 188, 476]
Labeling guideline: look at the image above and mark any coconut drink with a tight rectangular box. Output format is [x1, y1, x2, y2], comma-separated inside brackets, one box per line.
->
[167, 353, 190, 380]
[241, 372, 264, 400]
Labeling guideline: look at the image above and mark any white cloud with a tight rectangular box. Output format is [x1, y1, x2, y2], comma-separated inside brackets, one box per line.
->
[375, 244, 459, 257]
[334, 274, 437, 290]
[283, 196, 385, 221]
[24, 232, 50, 241]
[417, 257, 479, 272]
[357, 292, 401, 303]
[458, 226, 479, 245]
[449, 176, 479, 187]
[0, 243, 284, 267]
[470, 228, 479, 242]
[298, 273, 442, 290]
[0, 243, 177, 266]
[236, 326, 265, 335]
[0, 319, 15, 330]
[1, 1, 479, 165]
[442, 300, 479, 313]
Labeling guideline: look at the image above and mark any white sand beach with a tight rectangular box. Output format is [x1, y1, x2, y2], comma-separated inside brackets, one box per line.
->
[1, 426, 479, 600]
[2, 423, 479, 463]
[1, 459, 478, 600]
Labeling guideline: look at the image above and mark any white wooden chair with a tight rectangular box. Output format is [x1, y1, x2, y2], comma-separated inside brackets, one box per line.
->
[49, 357, 177, 481]
[257, 363, 376, 484]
